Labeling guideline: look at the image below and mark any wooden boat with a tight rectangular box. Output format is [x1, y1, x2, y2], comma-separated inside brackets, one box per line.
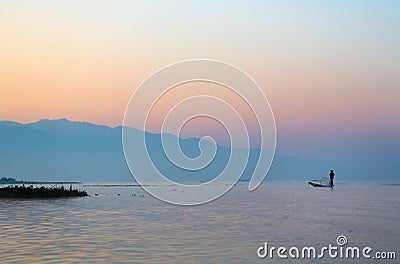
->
[308, 181, 331, 188]
[308, 177, 333, 188]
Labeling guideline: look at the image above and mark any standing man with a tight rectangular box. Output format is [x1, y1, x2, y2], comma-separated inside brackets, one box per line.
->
[329, 169, 335, 187]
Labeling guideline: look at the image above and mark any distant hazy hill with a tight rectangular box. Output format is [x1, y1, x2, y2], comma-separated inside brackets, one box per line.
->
[0, 119, 329, 183]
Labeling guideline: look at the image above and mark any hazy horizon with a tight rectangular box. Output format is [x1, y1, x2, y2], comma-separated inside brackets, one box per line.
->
[1, 118, 398, 183]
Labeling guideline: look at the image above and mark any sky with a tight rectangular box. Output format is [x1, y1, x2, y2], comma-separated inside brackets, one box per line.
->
[1, 0, 399, 162]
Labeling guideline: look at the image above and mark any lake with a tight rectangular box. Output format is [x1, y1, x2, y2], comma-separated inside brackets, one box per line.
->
[0, 182, 398, 263]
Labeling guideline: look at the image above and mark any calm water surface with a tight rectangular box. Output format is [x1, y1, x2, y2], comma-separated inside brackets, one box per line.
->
[0, 182, 399, 263]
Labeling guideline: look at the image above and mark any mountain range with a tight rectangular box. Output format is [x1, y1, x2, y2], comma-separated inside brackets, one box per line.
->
[0, 118, 370, 183]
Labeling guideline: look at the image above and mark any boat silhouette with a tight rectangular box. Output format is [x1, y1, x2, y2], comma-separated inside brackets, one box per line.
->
[308, 177, 332, 188]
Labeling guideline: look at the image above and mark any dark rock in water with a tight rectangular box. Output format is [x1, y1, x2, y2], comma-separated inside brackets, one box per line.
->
[0, 185, 88, 198]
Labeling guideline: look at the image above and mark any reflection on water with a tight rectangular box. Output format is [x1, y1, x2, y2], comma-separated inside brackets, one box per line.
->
[0, 182, 399, 263]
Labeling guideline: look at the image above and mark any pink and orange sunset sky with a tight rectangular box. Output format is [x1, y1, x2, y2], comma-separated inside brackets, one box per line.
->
[1, 1, 399, 157]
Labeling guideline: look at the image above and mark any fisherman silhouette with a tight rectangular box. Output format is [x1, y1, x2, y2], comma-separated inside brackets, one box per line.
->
[329, 169, 335, 187]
